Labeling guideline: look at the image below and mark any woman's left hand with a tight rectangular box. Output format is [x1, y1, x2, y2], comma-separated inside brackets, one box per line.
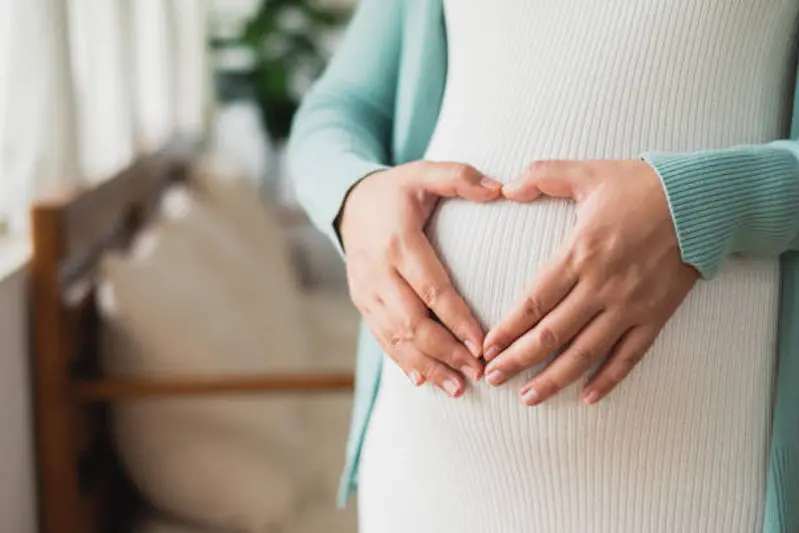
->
[482, 159, 700, 405]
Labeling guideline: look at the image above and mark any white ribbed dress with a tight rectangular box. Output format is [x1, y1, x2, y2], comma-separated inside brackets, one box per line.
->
[359, 2, 799, 532]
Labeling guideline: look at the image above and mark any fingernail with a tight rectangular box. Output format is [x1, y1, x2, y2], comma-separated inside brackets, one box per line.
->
[442, 379, 461, 397]
[480, 177, 502, 190]
[583, 390, 600, 405]
[465, 340, 481, 358]
[521, 388, 539, 406]
[408, 370, 423, 386]
[485, 369, 505, 386]
[484, 345, 500, 361]
[502, 180, 521, 193]
[461, 365, 481, 382]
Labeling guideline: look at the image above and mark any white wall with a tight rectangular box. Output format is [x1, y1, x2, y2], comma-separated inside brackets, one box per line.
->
[0, 250, 37, 533]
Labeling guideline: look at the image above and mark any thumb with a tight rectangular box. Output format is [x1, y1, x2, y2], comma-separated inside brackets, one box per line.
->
[408, 162, 503, 202]
[503, 160, 587, 203]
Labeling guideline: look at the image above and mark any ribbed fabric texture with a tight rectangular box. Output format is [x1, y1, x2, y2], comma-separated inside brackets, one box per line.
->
[286, 0, 799, 529]
[358, 1, 799, 532]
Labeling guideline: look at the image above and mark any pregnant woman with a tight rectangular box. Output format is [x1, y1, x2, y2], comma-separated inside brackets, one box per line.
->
[288, 1, 799, 532]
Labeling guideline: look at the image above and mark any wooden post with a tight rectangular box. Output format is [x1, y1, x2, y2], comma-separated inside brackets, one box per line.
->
[30, 205, 84, 533]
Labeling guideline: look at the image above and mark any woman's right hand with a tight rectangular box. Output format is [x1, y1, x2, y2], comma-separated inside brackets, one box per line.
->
[339, 161, 501, 397]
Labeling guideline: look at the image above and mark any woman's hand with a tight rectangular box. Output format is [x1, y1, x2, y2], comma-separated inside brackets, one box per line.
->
[339, 161, 502, 397]
[483, 159, 699, 405]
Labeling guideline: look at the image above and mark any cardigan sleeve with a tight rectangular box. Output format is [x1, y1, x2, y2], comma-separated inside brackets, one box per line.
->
[286, 0, 402, 255]
[640, 52, 799, 279]
[642, 141, 799, 278]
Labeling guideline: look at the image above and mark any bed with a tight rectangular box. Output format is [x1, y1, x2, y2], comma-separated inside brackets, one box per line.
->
[28, 140, 355, 533]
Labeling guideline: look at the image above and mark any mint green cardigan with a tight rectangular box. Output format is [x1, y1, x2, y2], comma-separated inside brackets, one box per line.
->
[287, 0, 799, 529]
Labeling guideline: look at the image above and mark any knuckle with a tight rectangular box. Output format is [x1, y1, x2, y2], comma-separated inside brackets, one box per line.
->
[387, 330, 405, 348]
[598, 380, 616, 394]
[605, 367, 627, 386]
[569, 242, 598, 271]
[618, 350, 644, 371]
[535, 326, 560, 351]
[400, 312, 425, 339]
[526, 160, 549, 176]
[522, 294, 545, 320]
[607, 351, 643, 382]
[603, 232, 625, 261]
[568, 344, 595, 366]
[604, 365, 629, 386]
[567, 231, 606, 270]
[420, 283, 447, 307]
[450, 163, 474, 183]
[384, 234, 404, 262]
[376, 334, 399, 357]
[438, 347, 460, 367]
[454, 347, 474, 367]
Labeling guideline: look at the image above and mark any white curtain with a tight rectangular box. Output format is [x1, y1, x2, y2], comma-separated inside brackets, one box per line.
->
[0, 0, 13, 233]
[172, 0, 211, 140]
[0, 0, 212, 236]
[0, 0, 81, 234]
[130, 0, 177, 152]
[68, 0, 135, 183]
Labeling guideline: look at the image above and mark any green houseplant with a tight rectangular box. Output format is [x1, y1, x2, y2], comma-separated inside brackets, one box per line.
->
[213, 0, 351, 142]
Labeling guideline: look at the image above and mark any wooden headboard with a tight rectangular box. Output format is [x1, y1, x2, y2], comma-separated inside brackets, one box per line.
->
[29, 141, 355, 533]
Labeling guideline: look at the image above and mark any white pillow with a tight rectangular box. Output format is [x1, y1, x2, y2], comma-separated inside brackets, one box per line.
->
[100, 177, 314, 531]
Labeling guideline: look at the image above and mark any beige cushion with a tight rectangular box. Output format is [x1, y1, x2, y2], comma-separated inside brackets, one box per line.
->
[133, 513, 224, 533]
[190, 154, 297, 284]
[99, 168, 313, 531]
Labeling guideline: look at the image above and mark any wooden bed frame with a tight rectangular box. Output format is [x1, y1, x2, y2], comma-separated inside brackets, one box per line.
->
[29, 141, 355, 533]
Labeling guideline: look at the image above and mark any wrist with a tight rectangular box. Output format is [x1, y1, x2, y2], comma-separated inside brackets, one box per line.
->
[336, 169, 388, 252]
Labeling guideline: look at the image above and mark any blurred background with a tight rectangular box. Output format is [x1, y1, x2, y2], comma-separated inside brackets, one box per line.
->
[0, 0, 364, 531]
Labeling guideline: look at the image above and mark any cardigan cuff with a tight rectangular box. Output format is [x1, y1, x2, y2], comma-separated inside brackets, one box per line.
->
[642, 143, 799, 278]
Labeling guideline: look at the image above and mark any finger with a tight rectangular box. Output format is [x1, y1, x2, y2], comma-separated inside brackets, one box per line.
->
[503, 160, 587, 203]
[484, 284, 600, 386]
[364, 299, 467, 397]
[415, 349, 468, 398]
[398, 232, 485, 357]
[581, 326, 658, 405]
[483, 245, 578, 362]
[408, 162, 502, 202]
[519, 313, 627, 406]
[373, 315, 466, 398]
[360, 299, 426, 386]
[395, 342, 466, 398]
[381, 269, 483, 381]
[388, 340, 466, 398]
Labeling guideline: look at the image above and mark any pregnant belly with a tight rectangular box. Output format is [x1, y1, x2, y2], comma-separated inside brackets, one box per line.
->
[360, 197, 780, 532]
